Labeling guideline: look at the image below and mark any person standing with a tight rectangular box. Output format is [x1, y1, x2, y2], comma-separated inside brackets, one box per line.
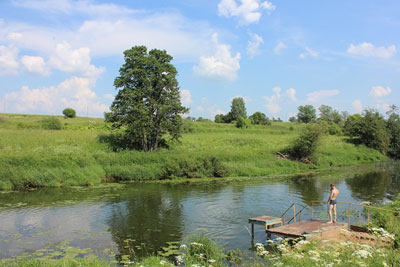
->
[327, 184, 339, 223]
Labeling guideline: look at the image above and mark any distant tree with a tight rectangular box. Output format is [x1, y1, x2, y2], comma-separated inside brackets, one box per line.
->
[386, 105, 400, 158]
[341, 111, 349, 121]
[186, 116, 196, 121]
[214, 114, 225, 123]
[63, 108, 76, 118]
[249, 112, 270, 125]
[289, 116, 297, 122]
[297, 105, 316, 123]
[344, 114, 363, 138]
[196, 117, 210, 122]
[230, 97, 247, 121]
[318, 105, 343, 124]
[106, 46, 188, 152]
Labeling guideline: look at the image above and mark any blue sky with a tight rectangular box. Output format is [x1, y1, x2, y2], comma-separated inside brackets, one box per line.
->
[0, 0, 399, 119]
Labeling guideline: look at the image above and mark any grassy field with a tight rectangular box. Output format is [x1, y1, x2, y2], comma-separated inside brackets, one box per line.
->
[0, 113, 387, 190]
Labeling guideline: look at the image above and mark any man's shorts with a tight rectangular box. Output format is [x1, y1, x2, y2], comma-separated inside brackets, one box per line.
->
[329, 199, 337, 205]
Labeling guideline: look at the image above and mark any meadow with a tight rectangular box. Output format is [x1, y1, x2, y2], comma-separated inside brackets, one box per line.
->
[0, 113, 387, 190]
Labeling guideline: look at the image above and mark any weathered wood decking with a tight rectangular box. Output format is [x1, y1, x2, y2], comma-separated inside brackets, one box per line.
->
[266, 220, 347, 238]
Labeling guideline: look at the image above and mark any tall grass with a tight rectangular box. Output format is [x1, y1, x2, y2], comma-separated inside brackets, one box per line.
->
[0, 114, 387, 189]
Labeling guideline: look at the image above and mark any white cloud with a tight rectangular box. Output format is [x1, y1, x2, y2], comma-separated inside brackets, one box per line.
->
[286, 88, 296, 102]
[3, 76, 108, 116]
[7, 32, 23, 41]
[299, 47, 319, 59]
[274, 41, 286, 55]
[264, 86, 281, 115]
[0, 45, 19, 75]
[196, 106, 204, 112]
[247, 33, 263, 57]
[48, 42, 104, 77]
[352, 100, 362, 113]
[218, 0, 275, 25]
[347, 42, 396, 59]
[180, 89, 192, 105]
[370, 86, 391, 97]
[21, 55, 50, 76]
[307, 90, 339, 103]
[193, 33, 241, 82]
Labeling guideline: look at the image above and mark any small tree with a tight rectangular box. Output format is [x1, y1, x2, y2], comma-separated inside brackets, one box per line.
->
[289, 116, 297, 122]
[297, 105, 316, 123]
[63, 108, 76, 118]
[107, 46, 188, 151]
[230, 97, 247, 121]
[249, 112, 270, 125]
[386, 105, 400, 158]
[283, 124, 323, 163]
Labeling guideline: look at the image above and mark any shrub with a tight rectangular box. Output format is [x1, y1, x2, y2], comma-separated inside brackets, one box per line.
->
[282, 124, 323, 163]
[236, 116, 248, 129]
[62, 108, 76, 118]
[41, 117, 63, 130]
[161, 156, 229, 179]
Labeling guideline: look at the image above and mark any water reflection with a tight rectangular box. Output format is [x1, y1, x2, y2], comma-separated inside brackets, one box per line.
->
[0, 163, 399, 260]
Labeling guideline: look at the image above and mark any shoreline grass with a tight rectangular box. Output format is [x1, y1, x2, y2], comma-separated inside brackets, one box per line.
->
[0, 113, 388, 190]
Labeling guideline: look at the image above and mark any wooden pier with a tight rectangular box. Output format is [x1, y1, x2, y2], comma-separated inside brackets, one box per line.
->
[248, 215, 282, 238]
[266, 220, 347, 238]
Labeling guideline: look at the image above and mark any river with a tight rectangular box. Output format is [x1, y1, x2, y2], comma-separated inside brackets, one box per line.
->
[0, 162, 399, 261]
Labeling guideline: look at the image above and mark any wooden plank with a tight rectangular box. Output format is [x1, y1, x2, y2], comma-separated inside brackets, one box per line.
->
[248, 215, 282, 226]
[266, 220, 347, 238]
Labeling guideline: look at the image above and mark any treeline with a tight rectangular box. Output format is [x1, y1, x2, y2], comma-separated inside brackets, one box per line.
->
[212, 98, 400, 159]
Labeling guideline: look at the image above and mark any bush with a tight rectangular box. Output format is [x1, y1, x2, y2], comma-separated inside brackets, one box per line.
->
[41, 117, 63, 130]
[161, 156, 229, 179]
[282, 124, 323, 163]
[236, 116, 248, 129]
[62, 108, 76, 118]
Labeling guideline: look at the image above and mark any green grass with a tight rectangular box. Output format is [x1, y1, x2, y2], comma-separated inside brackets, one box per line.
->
[0, 113, 387, 190]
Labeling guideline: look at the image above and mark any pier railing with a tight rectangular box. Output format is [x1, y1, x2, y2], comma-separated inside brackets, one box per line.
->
[280, 202, 307, 225]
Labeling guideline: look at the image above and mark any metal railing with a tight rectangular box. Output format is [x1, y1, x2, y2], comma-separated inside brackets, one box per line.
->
[280, 202, 307, 225]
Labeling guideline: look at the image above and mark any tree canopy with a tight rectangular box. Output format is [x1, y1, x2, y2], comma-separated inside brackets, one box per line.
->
[106, 46, 188, 152]
[297, 105, 316, 123]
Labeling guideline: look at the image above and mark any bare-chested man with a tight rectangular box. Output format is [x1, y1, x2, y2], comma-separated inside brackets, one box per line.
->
[327, 184, 339, 223]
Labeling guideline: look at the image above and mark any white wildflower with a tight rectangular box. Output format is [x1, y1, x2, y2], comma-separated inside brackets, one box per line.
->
[179, 244, 187, 249]
[159, 260, 167, 265]
[291, 254, 304, 259]
[352, 249, 372, 259]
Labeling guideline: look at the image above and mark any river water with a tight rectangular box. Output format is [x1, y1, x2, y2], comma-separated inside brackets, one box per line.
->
[0, 162, 399, 261]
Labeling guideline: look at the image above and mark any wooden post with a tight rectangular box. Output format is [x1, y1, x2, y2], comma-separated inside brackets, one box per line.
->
[311, 202, 314, 220]
[367, 208, 370, 228]
[251, 223, 254, 238]
[267, 225, 271, 239]
[348, 204, 351, 231]
[293, 204, 296, 223]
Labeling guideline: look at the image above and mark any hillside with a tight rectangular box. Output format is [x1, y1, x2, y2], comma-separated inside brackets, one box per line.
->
[0, 113, 387, 190]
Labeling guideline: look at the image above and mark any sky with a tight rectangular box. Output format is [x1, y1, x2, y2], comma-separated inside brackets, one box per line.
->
[0, 0, 399, 120]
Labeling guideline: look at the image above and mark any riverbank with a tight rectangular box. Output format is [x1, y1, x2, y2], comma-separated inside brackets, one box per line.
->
[0, 113, 387, 190]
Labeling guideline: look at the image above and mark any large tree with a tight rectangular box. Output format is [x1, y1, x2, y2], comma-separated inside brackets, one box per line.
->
[230, 97, 247, 120]
[107, 46, 188, 152]
[297, 105, 317, 123]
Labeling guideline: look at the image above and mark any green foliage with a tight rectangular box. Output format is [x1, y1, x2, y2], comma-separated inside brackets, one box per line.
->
[297, 105, 316, 123]
[288, 116, 297, 122]
[0, 114, 388, 189]
[345, 110, 390, 153]
[162, 156, 229, 179]
[214, 114, 225, 123]
[283, 124, 323, 162]
[62, 108, 76, 118]
[41, 117, 62, 130]
[318, 105, 343, 124]
[386, 105, 400, 159]
[235, 116, 248, 128]
[249, 112, 270, 125]
[230, 97, 247, 120]
[107, 46, 188, 152]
